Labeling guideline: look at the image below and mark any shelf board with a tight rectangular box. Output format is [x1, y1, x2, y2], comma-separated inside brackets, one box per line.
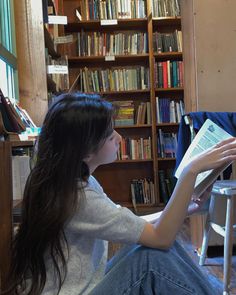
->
[157, 157, 176, 161]
[66, 18, 148, 32]
[115, 159, 153, 163]
[10, 140, 35, 148]
[118, 202, 164, 213]
[99, 89, 150, 95]
[155, 87, 184, 92]
[154, 52, 183, 60]
[68, 54, 149, 64]
[115, 124, 152, 129]
[156, 123, 179, 127]
[152, 17, 181, 27]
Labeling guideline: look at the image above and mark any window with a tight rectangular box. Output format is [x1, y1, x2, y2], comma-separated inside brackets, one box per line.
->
[0, 0, 18, 103]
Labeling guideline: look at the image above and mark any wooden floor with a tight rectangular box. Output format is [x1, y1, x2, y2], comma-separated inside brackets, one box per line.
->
[177, 219, 236, 295]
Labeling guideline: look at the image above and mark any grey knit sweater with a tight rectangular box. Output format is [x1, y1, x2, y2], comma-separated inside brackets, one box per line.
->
[41, 176, 146, 295]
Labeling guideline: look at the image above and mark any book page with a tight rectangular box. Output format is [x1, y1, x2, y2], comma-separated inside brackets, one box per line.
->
[175, 119, 233, 196]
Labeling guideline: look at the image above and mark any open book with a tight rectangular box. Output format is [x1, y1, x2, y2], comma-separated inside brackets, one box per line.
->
[175, 119, 234, 198]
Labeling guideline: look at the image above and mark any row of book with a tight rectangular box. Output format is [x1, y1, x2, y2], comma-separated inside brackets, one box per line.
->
[158, 169, 176, 204]
[153, 30, 182, 53]
[117, 136, 152, 160]
[131, 178, 155, 207]
[77, 31, 148, 56]
[0, 89, 37, 136]
[79, 66, 150, 92]
[156, 97, 185, 123]
[154, 60, 184, 88]
[152, 0, 180, 17]
[76, 0, 146, 21]
[114, 100, 151, 126]
[46, 55, 70, 92]
[157, 130, 177, 158]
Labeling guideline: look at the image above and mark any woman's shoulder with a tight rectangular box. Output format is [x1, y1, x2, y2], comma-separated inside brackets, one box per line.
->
[85, 175, 104, 194]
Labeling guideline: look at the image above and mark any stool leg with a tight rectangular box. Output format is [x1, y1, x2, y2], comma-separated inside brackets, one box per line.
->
[199, 213, 212, 266]
[199, 195, 216, 266]
[223, 196, 234, 294]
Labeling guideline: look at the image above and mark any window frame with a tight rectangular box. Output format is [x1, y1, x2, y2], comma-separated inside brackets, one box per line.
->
[0, 0, 19, 102]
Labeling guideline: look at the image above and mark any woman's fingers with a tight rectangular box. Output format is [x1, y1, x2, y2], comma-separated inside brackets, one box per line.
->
[188, 137, 236, 175]
[215, 137, 236, 148]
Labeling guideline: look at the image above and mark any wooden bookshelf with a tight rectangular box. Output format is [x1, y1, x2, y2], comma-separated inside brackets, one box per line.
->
[0, 140, 34, 293]
[56, 0, 184, 211]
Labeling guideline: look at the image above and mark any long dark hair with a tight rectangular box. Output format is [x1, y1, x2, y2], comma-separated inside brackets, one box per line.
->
[9, 93, 115, 295]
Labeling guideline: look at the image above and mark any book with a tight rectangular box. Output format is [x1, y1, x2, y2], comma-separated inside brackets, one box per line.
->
[0, 89, 26, 134]
[158, 170, 170, 204]
[12, 155, 31, 200]
[175, 119, 234, 198]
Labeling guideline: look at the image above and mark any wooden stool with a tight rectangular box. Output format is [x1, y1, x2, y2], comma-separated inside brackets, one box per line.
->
[199, 180, 236, 295]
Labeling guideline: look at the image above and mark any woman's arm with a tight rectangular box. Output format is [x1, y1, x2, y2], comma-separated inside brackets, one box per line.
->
[140, 185, 213, 223]
[138, 137, 236, 249]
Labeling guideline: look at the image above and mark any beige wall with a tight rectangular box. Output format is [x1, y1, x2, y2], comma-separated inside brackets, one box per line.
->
[182, 0, 236, 112]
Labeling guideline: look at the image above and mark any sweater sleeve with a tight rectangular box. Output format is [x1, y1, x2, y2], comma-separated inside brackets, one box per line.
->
[69, 188, 146, 245]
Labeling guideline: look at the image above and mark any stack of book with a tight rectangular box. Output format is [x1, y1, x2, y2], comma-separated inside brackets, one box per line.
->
[78, 30, 148, 56]
[154, 60, 184, 88]
[152, 0, 180, 17]
[80, 66, 150, 92]
[114, 101, 135, 126]
[157, 129, 177, 158]
[156, 97, 185, 123]
[130, 178, 155, 208]
[158, 169, 176, 204]
[153, 30, 182, 53]
[117, 136, 152, 160]
[76, 0, 146, 20]
[0, 89, 37, 139]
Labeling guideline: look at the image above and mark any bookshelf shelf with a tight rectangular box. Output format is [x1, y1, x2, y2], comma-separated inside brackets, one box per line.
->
[115, 124, 152, 129]
[114, 159, 153, 164]
[156, 123, 179, 127]
[117, 201, 164, 211]
[154, 52, 183, 60]
[10, 140, 35, 147]
[68, 54, 149, 65]
[66, 19, 148, 32]
[157, 157, 176, 161]
[153, 17, 181, 28]
[99, 89, 150, 95]
[155, 87, 184, 93]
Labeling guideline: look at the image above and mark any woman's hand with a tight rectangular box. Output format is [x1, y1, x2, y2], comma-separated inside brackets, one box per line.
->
[187, 137, 236, 176]
[187, 184, 213, 216]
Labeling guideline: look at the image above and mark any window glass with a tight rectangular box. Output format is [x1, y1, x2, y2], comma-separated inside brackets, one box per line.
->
[0, 0, 18, 102]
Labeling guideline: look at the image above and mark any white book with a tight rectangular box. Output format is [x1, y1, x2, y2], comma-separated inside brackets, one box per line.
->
[155, 96, 161, 123]
[12, 157, 22, 200]
[19, 155, 30, 196]
[12, 155, 30, 200]
[175, 119, 234, 197]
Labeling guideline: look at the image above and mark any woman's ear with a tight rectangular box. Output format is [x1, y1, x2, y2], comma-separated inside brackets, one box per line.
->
[83, 154, 93, 163]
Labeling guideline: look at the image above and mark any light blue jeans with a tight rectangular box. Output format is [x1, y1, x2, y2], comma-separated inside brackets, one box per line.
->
[90, 241, 215, 295]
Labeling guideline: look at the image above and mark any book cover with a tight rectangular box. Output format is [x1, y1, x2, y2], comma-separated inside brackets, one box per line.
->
[175, 119, 234, 197]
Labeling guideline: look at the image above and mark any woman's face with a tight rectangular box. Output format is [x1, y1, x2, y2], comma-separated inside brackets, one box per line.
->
[85, 130, 122, 172]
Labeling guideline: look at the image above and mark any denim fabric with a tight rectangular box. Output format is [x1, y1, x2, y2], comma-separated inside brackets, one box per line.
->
[89, 241, 214, 295]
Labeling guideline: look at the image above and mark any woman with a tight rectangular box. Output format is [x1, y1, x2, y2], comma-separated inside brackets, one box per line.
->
[8, 92, 236, 295]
